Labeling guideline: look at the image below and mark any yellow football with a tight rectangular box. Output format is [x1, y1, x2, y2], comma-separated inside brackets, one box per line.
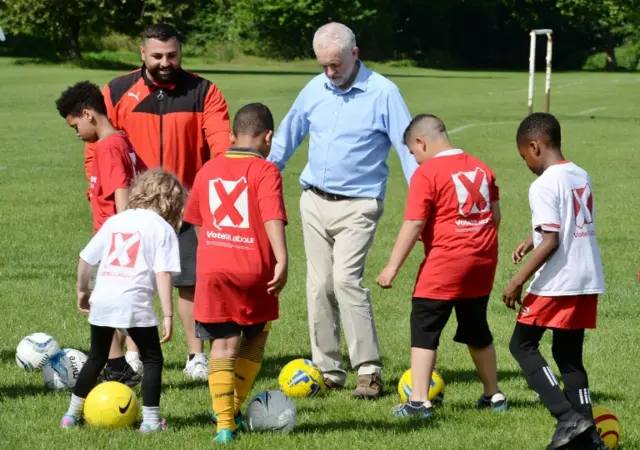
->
[278, 358, 325, 398]
[84, 381, 139, 429]
[398, 368, 445, 403]
[593, 405, 621, 449]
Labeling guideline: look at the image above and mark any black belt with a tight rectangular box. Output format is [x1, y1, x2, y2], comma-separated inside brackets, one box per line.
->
[308, 186, 353, 201]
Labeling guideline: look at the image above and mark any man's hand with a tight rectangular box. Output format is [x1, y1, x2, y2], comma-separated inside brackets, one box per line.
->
[267, 262, 288, 296]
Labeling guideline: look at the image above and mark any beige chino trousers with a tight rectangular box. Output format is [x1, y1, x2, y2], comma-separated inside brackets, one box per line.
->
[300, 189, 384, 385]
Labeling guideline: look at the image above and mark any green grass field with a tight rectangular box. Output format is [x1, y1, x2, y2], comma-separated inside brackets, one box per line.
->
[0, 56, 638, 449]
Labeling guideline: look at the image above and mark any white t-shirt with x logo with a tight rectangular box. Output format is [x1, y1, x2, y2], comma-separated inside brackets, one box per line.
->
[527, 161, 605, 296]
[80, 209, 181, 328]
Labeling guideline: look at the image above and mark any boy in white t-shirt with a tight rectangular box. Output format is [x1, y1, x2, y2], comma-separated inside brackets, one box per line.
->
[504, 113, 606, 450]
[60, 169, 186, 433]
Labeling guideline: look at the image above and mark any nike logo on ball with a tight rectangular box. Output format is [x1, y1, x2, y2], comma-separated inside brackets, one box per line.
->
[119, 395, 132, 414]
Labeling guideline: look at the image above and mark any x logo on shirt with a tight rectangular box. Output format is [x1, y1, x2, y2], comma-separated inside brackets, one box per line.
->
[572, 184, 593, 229]
[456, 168, 488, 216]
[107, 232, 141, 268]
[212, 178, 248, 229]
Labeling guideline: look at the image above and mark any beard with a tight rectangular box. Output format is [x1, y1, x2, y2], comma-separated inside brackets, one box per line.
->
[329, 63, 356, 88]
[147, 64, 180, 84]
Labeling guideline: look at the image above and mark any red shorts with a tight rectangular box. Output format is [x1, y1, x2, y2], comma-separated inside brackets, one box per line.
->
[517, 293, 598, 330]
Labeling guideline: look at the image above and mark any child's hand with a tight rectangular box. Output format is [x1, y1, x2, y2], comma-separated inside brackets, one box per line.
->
[160, 316, 173, 344]
[376, 266, 398, 289]
[77, 289, 90, 313]
[512, 236, 534, 264]
[503, 279, 523, 310]
[268, 262, 288, 296]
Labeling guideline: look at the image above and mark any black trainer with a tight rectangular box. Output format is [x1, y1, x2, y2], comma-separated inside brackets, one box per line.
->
[547, 412, 595, 450]
[99, 362, 142, 388]
[566, 426, 608, 450]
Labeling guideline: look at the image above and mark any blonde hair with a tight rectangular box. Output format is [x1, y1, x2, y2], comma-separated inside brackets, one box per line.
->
[127, 169, 186, 231]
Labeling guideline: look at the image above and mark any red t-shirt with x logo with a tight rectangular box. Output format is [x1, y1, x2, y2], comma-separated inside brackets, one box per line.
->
[90, 132, 147, 233]
[405, 149, 499, 300]
[183, 147, 287, 324]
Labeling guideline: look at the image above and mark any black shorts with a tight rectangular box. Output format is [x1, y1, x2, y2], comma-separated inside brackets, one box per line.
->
[410, 296, 493, 350]
[195, 321, 270, 341]
[173, 222, 197, 287]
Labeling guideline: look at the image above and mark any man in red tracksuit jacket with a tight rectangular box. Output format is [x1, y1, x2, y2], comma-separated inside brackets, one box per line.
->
[84, 23, 231, 384]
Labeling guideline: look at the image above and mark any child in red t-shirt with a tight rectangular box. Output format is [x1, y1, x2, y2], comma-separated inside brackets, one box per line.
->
[376, 114, 507, 419]
[183, 103, 288, 443]
[56, 81, 147, 387]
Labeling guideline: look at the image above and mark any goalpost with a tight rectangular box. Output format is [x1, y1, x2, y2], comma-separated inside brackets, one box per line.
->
[528, 29, 553, 115]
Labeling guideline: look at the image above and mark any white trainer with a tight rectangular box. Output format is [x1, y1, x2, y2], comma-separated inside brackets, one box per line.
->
[125, 351, 144, 374]
[184, 353, 208, 380]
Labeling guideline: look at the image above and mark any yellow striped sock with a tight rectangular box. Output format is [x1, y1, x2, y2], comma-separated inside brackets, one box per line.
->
[208, 358, 236, 432]
[234, 345, 265, 414]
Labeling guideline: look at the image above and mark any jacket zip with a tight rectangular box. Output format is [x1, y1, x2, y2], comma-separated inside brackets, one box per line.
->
[157, 89, 165, 166]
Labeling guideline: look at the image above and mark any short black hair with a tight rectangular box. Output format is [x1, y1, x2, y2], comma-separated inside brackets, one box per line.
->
[55, 81, 107, 118]
[232, 103, 274, 137]
[143, 23, 181, 43]
[516, 113, 562, 149]
[402, 113, 447, 145]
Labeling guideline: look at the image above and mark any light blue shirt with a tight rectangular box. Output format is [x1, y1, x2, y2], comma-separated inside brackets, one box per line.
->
[267, 61, 418, 200]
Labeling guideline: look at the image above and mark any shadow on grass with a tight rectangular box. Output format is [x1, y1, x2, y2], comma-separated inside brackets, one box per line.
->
[165, 411, 213, 430]
[0, 349, 15, 364]
[0, 383, 52, 399]
[450, 397, 542, 410]
[293, 416, 440, 434]
[591, 391, 624, 404]
[259, 354, 313, 380]
[162, 354, 303, 389]
[164, 353, 308, 376]
[164, 379, 208, 390]
[438, 368, 524, 385]
[386, 368, 525, 393]
[166, 413, 440, 433]
[163, 360, 191, 371]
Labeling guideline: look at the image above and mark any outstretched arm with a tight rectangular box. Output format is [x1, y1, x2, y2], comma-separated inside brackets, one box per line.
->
[503, 230, 559, 309]
[265, 219, 288, 296]
[385, 88, 419, 183]
[202, 83, 232, 158]
[376, 219, 425, 288]
[267, 92, 310, 171]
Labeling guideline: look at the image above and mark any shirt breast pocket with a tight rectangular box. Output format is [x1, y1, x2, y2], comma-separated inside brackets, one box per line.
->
[340, 92, 384, 137]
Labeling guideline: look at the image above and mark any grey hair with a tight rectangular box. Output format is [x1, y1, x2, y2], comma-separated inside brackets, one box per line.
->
[313, 22, 356, 54]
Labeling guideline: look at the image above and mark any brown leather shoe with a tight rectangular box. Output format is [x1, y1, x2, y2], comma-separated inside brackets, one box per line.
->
[324, 377, 344, 391]
[352, 374, 383, 399]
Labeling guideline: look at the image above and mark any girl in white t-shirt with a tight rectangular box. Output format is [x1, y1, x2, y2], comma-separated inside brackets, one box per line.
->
[60, 169, 186, 433]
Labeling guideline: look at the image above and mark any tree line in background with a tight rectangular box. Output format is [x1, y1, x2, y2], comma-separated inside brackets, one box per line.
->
[1, 0, 639, 70]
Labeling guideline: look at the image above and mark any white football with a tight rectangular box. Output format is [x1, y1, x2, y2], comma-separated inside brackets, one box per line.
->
[16, 333, 61, 371]
[43, 348, 87, 390]
[245, 390, 297, 433]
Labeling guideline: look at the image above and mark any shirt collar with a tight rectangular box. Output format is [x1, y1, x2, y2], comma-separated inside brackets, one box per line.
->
[324, 60, 370, 94]
[141, 64, 179, 90]
[433, 148, 464, 158]
[225, 147, 265, 159]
